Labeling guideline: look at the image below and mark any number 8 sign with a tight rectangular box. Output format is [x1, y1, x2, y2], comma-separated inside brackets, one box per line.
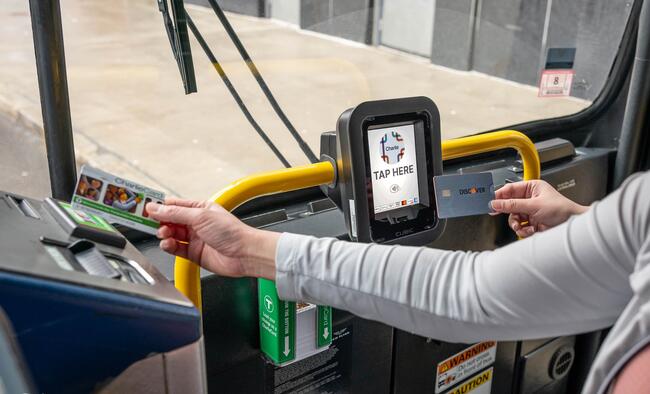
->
[538, 69, 575, 97]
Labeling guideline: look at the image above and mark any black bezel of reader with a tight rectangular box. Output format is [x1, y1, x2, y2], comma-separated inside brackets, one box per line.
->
[336, 97, 445, 245]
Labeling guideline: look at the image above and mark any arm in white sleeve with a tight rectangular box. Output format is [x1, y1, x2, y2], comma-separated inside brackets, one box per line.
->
[274, 173, 649, 343]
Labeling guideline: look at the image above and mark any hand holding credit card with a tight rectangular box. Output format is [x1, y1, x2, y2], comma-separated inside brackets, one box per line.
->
[434, 172, 495, 219]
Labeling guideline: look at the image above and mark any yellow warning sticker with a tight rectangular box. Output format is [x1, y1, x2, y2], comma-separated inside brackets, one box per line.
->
[447, 368, 493, 394]
[436, 341, 497, 393]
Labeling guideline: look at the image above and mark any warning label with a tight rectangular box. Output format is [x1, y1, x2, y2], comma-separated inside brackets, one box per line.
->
[447, 368, 493, 394]
[271, 326, 352, 393]
[435, 341, 497, 393]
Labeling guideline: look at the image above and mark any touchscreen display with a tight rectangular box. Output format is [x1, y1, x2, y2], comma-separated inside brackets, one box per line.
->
[368, 123, 420, 214]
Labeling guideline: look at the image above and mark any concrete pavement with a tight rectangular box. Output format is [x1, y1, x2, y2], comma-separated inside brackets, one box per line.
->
[0, 1, 588, 200]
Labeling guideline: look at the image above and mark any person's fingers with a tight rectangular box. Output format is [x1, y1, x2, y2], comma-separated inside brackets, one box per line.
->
[174, 224, 188, 242]
[165, 197, 224, 213]
[508, 214, 522, 232]
[490, 198, 536, 215]
[515, 226, 535, 238]
[518, 212, 530, 227]
[164, 197, 209, 209]
[160, 237, 176, 253]
[157, 224, 189, 242]
[160, 238, 189, 259]
[495, 182, 531, 200]
[158, 223, 189, 241]
[157, 225, 174, 239]
[146, 203, 205, 225]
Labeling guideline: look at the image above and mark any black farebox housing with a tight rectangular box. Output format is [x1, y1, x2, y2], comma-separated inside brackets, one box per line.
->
[334, 97, 445, 245]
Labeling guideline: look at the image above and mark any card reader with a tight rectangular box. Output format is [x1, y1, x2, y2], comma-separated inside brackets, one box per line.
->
[44, 198, 126, 248]
[328, 97, 446, 245]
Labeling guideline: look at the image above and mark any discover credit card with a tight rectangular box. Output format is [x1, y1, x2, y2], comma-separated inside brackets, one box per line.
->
[433, 172, 495, 219]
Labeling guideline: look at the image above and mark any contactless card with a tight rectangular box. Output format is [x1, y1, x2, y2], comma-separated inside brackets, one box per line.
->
[434, 172, 495, 219]
[71, 165, 165, 235]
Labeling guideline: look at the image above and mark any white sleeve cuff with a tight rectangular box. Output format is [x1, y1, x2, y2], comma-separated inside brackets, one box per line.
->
[274, 232, 308, 301]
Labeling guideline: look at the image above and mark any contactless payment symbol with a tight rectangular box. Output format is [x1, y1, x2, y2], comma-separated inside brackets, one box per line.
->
[380, 132, 405, 164]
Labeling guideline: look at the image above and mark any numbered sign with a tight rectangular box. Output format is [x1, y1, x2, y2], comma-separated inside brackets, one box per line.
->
[538, 69, 575, 97]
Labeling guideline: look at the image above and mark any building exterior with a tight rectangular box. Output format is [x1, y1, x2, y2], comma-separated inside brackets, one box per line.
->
[191, 0, 631, 101]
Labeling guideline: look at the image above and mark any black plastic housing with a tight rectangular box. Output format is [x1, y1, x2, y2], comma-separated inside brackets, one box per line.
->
[335, 97, 446, 245]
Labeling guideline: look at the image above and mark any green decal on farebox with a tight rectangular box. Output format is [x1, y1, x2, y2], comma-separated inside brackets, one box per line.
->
[258, 279, 332, 365]
[259, 278, 295, 364]
[317, 305, 332, 348]
[58, 202, 118, 233]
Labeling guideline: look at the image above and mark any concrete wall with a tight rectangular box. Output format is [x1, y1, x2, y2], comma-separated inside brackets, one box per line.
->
[546, 1, 633, 99]
[379, 0, 434, 57]
[269, 0, 300, 25]
[187, 0, 266, 17]
[472, 0, 548, 86]
[300, 0, 373, 44]
[431, 0, 632, 99]
[431, 0, 476, 71]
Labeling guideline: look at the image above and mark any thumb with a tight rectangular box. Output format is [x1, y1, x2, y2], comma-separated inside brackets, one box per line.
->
[146, 202, 204, 225]
[490, 198, 536, 215]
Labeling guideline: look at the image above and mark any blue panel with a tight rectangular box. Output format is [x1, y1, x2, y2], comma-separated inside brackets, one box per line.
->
[0, 271, 201, 393]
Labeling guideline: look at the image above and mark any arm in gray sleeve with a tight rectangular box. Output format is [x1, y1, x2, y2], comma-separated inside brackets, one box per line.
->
[275, 173, 649, 343]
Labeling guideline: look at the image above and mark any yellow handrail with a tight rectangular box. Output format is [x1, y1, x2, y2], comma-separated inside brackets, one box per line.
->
[173, 162, 335, 311]
[442, 130, 540, 181]
[175, 130, 540, 309]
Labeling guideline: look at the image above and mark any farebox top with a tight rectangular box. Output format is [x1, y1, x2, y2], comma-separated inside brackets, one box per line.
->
[0, 190, 194, 308]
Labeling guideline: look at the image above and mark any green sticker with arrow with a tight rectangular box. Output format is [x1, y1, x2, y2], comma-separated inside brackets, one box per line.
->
[317, 306, 332, 348]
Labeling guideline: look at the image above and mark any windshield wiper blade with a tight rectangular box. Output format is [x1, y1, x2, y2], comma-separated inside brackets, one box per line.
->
[157, 0, 197, 94]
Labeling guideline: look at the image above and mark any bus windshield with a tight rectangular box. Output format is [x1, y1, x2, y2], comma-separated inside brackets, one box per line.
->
[0, 0, 634, 199]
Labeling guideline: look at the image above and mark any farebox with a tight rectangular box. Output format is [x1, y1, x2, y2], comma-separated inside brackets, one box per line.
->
[333, 96, 445, 245]
[0, 191, 205, 393]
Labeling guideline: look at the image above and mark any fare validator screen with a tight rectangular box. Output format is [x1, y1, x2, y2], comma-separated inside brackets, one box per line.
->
[368, 123, 420, 214]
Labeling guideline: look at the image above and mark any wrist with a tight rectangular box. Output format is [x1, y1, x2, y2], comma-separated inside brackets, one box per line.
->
[240, 228, 279, 280]
[572, 203, 589, 215]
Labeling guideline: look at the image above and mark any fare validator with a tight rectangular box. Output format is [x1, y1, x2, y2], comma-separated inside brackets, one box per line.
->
[260, 97, 446, 367]
[260, 97, 496, 367]
[335, 96, 446, 245]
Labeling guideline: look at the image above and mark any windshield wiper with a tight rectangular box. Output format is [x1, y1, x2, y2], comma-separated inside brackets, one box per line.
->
[157, 0, 290, 167]
[157, 0, 197, 94]
[158, 0, 318, 166]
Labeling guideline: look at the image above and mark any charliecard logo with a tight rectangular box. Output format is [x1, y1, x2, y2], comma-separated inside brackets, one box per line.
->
[380, 132, 405, 164]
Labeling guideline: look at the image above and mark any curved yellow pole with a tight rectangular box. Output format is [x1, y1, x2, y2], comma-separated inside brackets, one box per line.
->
[175, 130, 540, 308]
[442, 130, 540, 181]
[174, 162, 335, 311]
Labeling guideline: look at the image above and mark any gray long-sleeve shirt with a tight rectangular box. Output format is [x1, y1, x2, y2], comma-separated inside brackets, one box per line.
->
[275, 172, 650, 394]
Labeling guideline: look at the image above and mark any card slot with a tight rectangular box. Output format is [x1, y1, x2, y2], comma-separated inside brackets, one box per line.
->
[6, 195, 41, 220]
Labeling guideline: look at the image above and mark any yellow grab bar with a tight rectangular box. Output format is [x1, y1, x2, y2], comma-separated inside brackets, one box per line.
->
[175, 130, 539, 308]
[173, 162, 335, 310]
[442, 130, 540, 181]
